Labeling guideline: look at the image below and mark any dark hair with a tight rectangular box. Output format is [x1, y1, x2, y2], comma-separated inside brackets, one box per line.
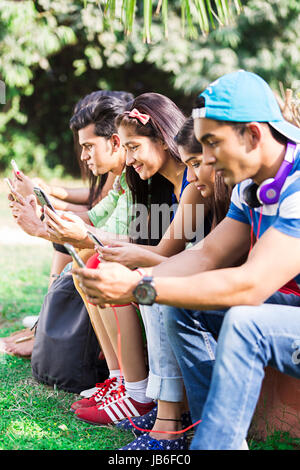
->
[176, 116, 232, 229]
[175, 116, 202, 154]
[210, 172, 232, 229]
[70, 91, 134, 136]
[115, 93, 186, 244]
[70, 90, 134, 208]
[73, 90, 133, 115]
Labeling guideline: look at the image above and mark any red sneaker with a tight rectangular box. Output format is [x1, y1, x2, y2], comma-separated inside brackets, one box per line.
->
[70, 377, 119, 412]
[74, 385, 156, 426]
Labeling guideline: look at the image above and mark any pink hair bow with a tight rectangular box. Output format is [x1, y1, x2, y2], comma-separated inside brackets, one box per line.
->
[126, 108, 150, 125]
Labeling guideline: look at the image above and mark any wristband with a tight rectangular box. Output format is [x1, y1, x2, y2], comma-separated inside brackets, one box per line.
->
[136, 268, 147, 278]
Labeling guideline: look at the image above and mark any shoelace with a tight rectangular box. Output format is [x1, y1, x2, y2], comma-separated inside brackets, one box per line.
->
[98, 384, 126, 409]
[93, 377, 117, 401]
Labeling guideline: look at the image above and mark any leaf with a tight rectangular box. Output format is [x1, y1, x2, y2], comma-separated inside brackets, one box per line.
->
[95, 0, 244, 38]
[143, 0, 152, 43]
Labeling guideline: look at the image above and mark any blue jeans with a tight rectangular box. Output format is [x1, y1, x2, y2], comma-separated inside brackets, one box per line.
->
[140, 304, 184, 402]
[163, 291, 300, 450]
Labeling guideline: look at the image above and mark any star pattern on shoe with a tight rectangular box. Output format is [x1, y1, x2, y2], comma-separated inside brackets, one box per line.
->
[116, 405, 158, 434]
[119, 433, 188, 451]
[116, 406, 192, 437]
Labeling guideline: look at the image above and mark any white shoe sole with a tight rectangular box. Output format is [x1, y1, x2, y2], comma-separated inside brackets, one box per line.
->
[80, 386, 99, 398]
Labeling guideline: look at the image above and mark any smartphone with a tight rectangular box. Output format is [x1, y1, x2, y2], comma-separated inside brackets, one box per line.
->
[11, 159, 20, 173]
[5, 177, 15, 193]
[63, 243, 86, 268]
[33, 187, 57, 214]
[87, 230, 104, 248]
[4, 178, 19, 202]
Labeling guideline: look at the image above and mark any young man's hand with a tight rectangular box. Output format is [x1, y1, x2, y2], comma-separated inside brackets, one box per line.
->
[72, 262, 142, 307]
[8, 189, 47, 238]
[12, 170, 35, 198]
[97, 241, 151, 269]
[44, 206, 88, 245]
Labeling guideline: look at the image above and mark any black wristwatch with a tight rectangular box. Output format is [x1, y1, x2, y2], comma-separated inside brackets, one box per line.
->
[133, 270, 157, 306]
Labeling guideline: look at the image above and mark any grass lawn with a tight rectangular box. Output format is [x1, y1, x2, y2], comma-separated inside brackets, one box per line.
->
[0, 181, 299, 451]
[0, 182, 133, 451]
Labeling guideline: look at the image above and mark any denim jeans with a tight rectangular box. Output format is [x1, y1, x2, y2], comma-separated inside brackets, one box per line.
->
[163, 291, 300, 450]
[139, 303, 184, 402]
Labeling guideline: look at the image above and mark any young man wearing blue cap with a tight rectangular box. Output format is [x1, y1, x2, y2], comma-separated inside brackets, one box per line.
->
[73, 70, 300, 450]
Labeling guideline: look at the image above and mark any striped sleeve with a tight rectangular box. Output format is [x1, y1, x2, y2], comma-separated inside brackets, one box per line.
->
[273, 175, 300, 238]
[226, 184, 250, 225]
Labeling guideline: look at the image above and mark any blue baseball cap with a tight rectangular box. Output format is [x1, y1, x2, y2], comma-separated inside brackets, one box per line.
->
[192, 70, 300, 143]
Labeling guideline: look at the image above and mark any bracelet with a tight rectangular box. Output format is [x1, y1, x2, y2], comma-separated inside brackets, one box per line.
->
[156, 417, 182, 422]
[135, 268, 147, 278]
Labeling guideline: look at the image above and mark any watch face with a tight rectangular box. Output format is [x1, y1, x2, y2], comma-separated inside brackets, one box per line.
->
[133, 283, 156, 305]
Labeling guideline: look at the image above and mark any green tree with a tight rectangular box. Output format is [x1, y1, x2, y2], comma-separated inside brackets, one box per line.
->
[100, 0, 243, 42]
[0, 0, 77, 175]
[0, 0, 299, 176]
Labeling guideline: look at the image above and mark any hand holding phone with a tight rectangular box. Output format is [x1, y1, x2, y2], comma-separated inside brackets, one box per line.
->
[4, 178, 20, 202]
[5, 177, 15, 193]
[33, 187, 57, 214]
[63, 243, 86, 268]
[87, 230, 104, 248]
